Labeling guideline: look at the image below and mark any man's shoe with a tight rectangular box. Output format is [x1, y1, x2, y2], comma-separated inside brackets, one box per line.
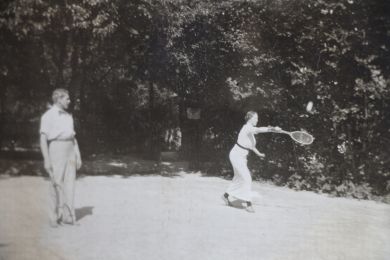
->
[61, 217, 79, 226]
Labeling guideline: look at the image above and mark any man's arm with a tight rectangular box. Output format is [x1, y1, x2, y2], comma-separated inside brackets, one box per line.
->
[40, 134, 53, 178]
[74, 139, 82, 170]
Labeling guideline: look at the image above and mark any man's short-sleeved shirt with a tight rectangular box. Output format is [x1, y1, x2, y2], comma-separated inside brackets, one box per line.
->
[40, 105, 75, 141]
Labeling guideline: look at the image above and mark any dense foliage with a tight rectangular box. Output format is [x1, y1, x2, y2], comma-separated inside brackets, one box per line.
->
[1, 0, 389, 199]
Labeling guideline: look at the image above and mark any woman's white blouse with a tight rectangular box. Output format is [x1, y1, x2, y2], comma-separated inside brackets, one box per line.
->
[236, 124, 257, 149]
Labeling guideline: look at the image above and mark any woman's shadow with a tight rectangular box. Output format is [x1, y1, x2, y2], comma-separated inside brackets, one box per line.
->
[75, 206, 94, 221]
[225, 199, 247, 210]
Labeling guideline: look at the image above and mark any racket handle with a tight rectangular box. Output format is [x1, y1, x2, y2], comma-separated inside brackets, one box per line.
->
[278, 130, 290, 135]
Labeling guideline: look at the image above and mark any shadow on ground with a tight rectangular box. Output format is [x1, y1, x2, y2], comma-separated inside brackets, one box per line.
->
[224, 199, 247, 210]
[0, 155, 189, 178]
[0, 159, 44, 177]
[75, 206, 94, 221]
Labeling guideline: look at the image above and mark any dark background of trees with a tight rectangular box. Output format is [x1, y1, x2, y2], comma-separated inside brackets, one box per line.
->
[1, 0, 389, 199]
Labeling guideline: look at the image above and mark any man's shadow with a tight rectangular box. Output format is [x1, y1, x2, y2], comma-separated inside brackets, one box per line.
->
[75, 206, 94, 221]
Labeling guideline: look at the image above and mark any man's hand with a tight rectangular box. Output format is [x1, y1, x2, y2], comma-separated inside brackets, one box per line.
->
[76, 155, 82, 170]
[44, 160, 55, 184]
[44, 160, 52, 175]
[74, 139, 82, 170]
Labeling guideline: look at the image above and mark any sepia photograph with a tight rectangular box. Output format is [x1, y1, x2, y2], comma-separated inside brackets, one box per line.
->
[0, 0, 389, 259]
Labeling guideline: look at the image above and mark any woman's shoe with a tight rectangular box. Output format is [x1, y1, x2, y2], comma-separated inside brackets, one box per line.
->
[221, 193, 232, 206]
[245, 201, 255, 213]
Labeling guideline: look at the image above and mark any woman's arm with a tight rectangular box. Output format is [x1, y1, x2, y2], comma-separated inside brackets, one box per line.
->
[268, 126, 282, 133]
[252, 147, 265, 158]
[252, 126, 282, 134]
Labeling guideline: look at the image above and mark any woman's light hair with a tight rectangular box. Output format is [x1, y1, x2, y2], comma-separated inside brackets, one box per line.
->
[245, 111, 257, 122]
[52, 88, 69, 103]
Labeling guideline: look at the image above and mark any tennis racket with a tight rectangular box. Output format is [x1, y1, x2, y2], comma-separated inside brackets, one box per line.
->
[279, 130, 314, 145]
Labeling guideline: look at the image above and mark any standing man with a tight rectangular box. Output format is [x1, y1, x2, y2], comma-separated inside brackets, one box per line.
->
[40, 88, 82, 227]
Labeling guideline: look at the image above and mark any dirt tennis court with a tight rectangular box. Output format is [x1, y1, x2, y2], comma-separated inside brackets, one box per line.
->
[1, 172, 389, 260]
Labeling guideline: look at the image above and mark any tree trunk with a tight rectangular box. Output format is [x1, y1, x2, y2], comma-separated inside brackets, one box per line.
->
[149, 80, 160, 160]
[69, 38, 80, 108]
[56, 32, 68, 89]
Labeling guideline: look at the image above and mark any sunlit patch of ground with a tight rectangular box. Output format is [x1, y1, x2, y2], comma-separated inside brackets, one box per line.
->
[0, 173, 389, 260]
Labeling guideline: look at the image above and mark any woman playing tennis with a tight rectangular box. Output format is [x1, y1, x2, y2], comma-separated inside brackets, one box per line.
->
[222, 111, 282, 213]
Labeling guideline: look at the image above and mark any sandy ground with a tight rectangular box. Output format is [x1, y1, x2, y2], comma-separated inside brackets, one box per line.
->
[0, 172, 389, 260]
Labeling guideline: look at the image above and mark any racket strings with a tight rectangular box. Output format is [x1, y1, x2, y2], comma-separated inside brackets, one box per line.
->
[291, 131, 314, 145]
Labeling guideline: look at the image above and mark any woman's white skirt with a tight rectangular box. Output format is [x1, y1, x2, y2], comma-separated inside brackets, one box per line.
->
[226, 145, 258, 202]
